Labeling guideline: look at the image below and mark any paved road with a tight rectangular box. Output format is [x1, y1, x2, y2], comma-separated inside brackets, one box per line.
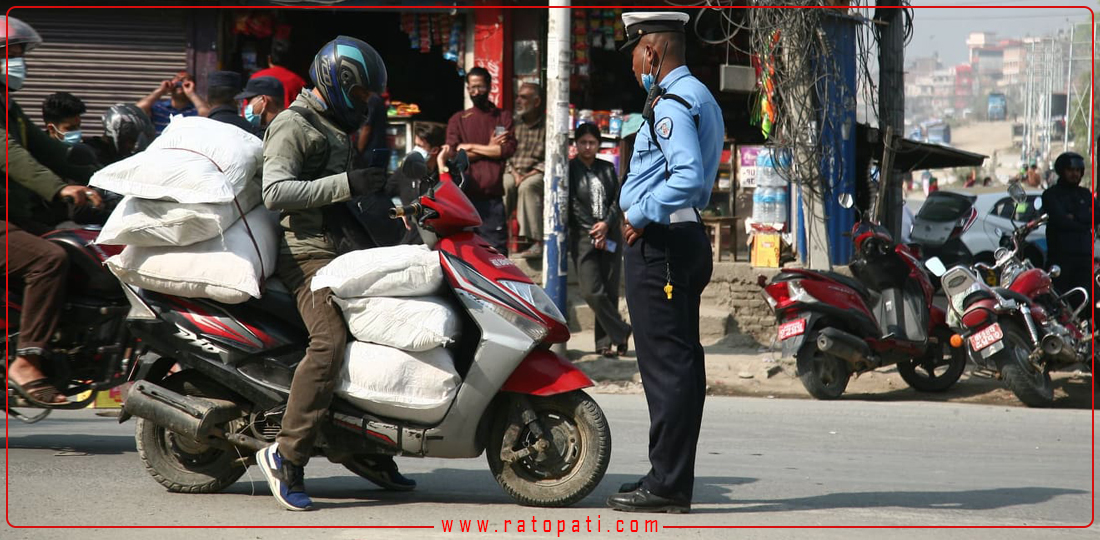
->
[4, 394, 1096, 539]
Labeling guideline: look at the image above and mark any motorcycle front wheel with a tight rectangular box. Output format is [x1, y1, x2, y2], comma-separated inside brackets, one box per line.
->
[994, 321, 1054, 407]
[486, 390, 610, 507]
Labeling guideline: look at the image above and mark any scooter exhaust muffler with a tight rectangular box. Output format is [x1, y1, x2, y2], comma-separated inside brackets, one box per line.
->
[816, 328, 873, 368]
[123, 381, 243, 442]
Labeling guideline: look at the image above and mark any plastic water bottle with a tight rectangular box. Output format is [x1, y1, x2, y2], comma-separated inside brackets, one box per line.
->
[752, 186, 766, 223]
[774, 185, 789, 225]
[762, 187, 777, 224]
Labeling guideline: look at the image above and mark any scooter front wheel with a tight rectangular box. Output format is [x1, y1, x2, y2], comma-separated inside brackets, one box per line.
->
[486, 390, 611, 507]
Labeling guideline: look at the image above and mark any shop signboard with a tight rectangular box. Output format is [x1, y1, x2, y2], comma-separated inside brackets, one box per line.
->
[737, 145, 763, 189]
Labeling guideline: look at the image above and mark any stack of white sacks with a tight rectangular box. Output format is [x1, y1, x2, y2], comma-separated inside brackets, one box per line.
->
[92, 116, 461, 422]
[91, 116, 279, 304]
[311, 245, 462, 424]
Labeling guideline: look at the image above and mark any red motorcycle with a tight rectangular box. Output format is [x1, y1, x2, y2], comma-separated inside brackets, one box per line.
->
[759, 198, 966, 399]
[932, 190, 1093, 407]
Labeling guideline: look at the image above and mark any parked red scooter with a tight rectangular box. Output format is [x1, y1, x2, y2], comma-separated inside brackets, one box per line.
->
[759, 195, 966, 399]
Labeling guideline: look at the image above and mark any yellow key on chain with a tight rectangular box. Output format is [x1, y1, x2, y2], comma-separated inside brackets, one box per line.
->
[664, 258, 673, 300]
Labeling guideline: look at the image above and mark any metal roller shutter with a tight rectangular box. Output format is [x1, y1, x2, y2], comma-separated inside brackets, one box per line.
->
[13, 9, 188, 136]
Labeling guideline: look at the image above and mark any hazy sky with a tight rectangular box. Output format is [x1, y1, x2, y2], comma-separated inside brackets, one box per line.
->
[905, 0, 1092, 66]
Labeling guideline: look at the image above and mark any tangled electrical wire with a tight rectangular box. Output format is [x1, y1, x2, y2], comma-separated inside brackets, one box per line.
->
[674, 1, 914, 199]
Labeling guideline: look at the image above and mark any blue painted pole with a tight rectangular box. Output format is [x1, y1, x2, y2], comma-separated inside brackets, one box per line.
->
[543, 4, 571, 317]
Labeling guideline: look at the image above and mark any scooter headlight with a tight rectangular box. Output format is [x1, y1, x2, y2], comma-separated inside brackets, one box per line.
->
[499, 280, 567, 325]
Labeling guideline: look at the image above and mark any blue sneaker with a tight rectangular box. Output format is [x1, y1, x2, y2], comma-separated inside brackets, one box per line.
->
[257, 444, 313, 511]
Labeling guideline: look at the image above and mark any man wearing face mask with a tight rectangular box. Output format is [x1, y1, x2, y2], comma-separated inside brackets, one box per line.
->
[2, 15, 102, 234]
[1042, 152, 1093, 304]
[607, 11, 723, 515]
[3, 15, 103, 408]
[41, 92, 87, 146]
[445, 67, 517, 254]
[235, 76, 286, 135]
[204, 70, 257, 134]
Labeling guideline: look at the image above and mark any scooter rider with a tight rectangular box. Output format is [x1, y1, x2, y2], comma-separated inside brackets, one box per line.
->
[1041, 151, 1092, 307]
[255, 35, 414, 512]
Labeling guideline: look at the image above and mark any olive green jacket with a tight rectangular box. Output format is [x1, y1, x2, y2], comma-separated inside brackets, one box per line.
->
[261, 89, 355, 257]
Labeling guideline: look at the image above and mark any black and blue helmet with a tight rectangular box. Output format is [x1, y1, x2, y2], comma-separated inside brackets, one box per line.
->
[308, 36, 387, 132]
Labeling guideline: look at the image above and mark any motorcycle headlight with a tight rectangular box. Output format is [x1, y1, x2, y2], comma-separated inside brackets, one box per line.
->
[499, 280, 567, 325]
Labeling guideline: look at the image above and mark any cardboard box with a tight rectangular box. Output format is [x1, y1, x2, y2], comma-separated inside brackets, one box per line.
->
[751, 233, 781, 268]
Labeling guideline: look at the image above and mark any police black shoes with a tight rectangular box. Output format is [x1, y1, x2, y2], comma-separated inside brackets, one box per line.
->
[607, 486, 691, 514]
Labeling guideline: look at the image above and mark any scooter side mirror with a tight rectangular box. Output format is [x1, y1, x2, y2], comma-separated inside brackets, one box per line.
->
[451, 150, 470, 174]
[1008, 181, 1026, 204]
[925, 257, 947, 277]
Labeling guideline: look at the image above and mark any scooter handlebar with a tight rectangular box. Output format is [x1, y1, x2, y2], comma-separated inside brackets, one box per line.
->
[389, 203, 422, 219]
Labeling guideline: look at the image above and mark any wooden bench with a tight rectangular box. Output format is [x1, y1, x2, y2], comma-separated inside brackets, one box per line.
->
[701, 216, 739, 262]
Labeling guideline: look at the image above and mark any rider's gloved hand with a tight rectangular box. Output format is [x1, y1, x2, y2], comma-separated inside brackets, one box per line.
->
[348, 167, 388, 197]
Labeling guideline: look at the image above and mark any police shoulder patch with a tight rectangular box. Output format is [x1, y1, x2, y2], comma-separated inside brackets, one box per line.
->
[655, 117, 673, 139]
[651, 116, 668, 139]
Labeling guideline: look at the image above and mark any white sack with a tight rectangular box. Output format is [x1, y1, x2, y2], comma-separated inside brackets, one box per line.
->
[334, 296, 458, 352]
[148, 115, 263, 187]
[311, 244, 443, 298]
[96, 176, 263, 247]
[104, 206, 280, 304]
[336, 341, 460, 425]
[90, 116, 262, 204]
[90, 149, 242, 203]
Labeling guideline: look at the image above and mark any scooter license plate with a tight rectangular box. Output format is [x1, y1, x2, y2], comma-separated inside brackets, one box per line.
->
[968, 323, 1004, 352]
[778, 318, 807, 341]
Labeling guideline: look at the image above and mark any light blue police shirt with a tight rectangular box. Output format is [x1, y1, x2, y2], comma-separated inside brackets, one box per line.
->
[619, 65, 724, 229]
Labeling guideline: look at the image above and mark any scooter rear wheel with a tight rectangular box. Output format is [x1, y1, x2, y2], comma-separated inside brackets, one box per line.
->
[486, 390, 610, 507]
[135, 371, 247, 493]
[897, 329, 967, 392]
[796, 331, 850, 400]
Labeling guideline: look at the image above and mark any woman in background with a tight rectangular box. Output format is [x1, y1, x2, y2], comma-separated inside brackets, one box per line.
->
[568, 123, 631, 358]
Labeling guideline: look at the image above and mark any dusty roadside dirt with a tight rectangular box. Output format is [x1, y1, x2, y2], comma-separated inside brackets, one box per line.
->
[568, 334, 1095, 410]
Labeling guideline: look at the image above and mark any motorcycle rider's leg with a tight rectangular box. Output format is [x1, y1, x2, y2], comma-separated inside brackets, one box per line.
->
[274, 254, 348, 467]
[257, 254, 345, 510]
[2, 222, 69, 402]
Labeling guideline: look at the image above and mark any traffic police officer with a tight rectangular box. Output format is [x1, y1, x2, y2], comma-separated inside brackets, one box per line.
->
[607, 11, 724, 514]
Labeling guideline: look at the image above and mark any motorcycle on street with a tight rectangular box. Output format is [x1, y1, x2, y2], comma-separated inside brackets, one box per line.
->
[928, 183, 1094, 407]
[4, 221, 135, 424]
[117, 152, 611, 507]
[759, 194, 966, 400]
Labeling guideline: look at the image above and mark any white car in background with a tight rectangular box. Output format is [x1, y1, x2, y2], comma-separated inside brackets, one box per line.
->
[911, 190, 1047, 269]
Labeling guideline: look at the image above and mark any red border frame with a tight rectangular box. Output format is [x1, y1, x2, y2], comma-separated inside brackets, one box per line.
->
[4, 3, 1095, 531]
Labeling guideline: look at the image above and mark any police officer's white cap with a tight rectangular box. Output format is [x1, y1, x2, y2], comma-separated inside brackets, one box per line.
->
[620, 11, 690, 53]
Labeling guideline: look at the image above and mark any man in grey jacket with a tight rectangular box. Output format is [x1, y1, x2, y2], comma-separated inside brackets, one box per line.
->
[256, 36, 414, 512]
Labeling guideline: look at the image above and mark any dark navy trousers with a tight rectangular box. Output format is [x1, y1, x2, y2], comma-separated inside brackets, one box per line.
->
[624, 221, 712, 502]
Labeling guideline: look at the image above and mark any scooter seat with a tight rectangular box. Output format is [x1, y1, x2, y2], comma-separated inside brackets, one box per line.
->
[247, 278, 305, 329]
[820, 271, 873, 301]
